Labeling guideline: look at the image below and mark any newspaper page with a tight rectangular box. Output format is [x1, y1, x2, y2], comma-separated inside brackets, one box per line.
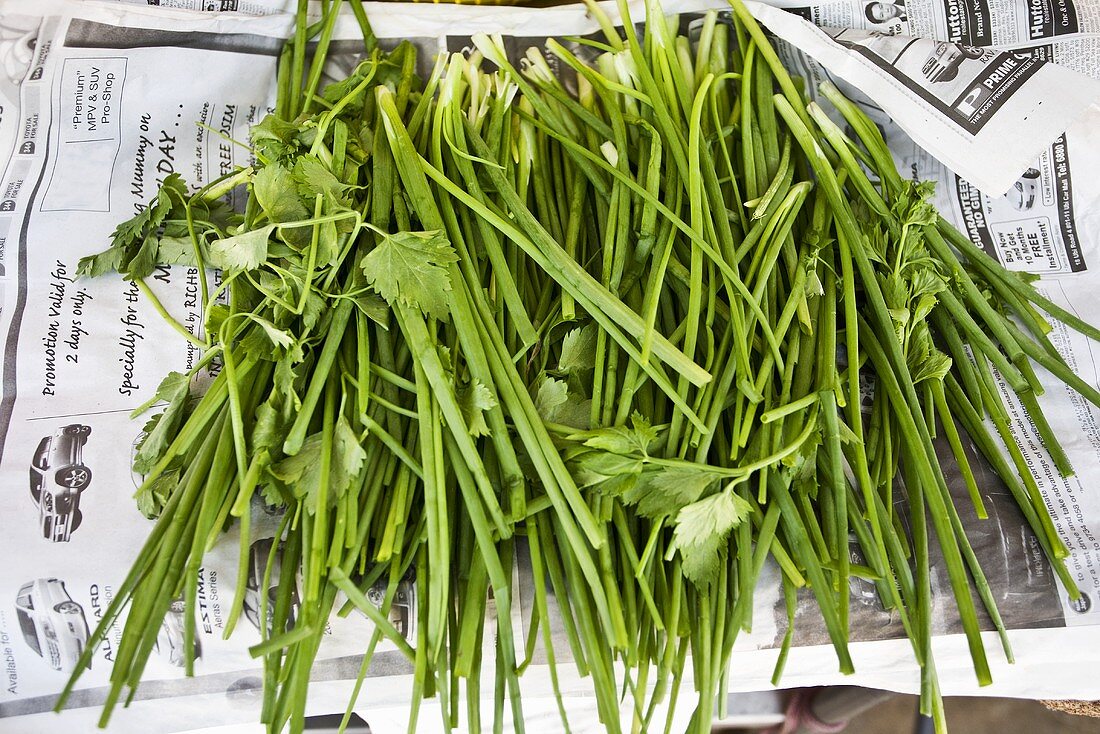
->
[0, 0, 1099, 732]
[777, 0, 1100, 77]
[0, 7, 431, 733]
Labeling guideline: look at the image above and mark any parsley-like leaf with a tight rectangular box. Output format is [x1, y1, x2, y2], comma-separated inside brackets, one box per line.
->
[135, 469, 180, 520]
[77, 247, 124, 278]
[574, 413, 658, 455]
[293, 156, 351, 204]
[458, 379, 496, 437]
[670, 490, 752, 585]
[623, 465, 717, 519]
[156, 235, 200, 266]
[559, 324, 598, 373]
[253, 163, 308, 223]
[208, 224, 274, 272]
[270, 415, 365, 514]
[534, 375, 590, 429]
[133, 372, 191, 474]
[359, 230, 458, 322]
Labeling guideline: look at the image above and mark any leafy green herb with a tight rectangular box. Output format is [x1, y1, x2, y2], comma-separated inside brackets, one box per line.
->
[359, 230, 458, 321]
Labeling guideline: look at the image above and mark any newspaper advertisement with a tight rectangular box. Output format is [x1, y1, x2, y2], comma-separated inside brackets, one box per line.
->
[0, 0, 1099, 731]
[779, 0, 1100, 78]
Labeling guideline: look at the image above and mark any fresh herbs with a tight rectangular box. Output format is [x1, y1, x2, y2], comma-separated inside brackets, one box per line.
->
[61, 1, 1099, 733]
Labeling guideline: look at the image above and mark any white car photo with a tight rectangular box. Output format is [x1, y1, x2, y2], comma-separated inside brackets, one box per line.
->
[1006, 168, 1041, 211]
[14, 578, 90, 672]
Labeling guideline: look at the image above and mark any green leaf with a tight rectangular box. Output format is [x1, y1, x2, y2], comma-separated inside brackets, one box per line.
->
[123, 232, 160, 279]
[359, 230, 458, 322]
[559, 324, 598, 373]
[250, 114, 297, 140]
[208, 225, 274, 272]
[259, 482, 288, 508]
[253, 163, 309, 223]
[270, 416, 364, 515]
[273, 352, 302, 409]
[534, 375, 568, 419]
[133, 372, 191, 475]
[862, 225, 888, 265]
[77, 248, 124, 278]
[332, 415, 367, 499]
[351, 291, 391, 329]
[670, 490, 753, 585]
[533, 374, 590, 429]
[576, 413, 658, 456]
[293, 156, 351, 203]
[301, 289, 327, 331]
[135, 469, 179, 520]
[270, 434, 322, 507]
[251, 399, 285, 454]
[458, 379, 496, 437]
[912, 350, 953, 384]
[156, 235, 201, 266]
[111, 182, 174, 249]
[911, 292, 939, 323]
[623, 465, 718, 519]
[571, 451, 644, 487]
[247, 314, 295, 351]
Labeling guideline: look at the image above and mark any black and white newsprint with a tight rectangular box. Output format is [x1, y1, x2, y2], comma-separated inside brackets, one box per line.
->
[0, 0, 1098, 732]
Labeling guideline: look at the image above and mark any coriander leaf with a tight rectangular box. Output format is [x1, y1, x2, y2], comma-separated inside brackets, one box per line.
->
[208, 224, 274, 272]
[253, 163, 308, 223]
[133, 372, 191, 474]
[352, 291, 391, 329]
[259, 482, 288, 508]
[359, 230, 458, 322]
[332, 415, 367, 497]
[273, 353, 302, 410]
[251, 399, 285, 453]
[123, 232, 160, 279]
[911, 292, 939, 323]
[112, 182, 174, 250]
[911, 350, 952, 384]
[156, 235, 201, 266]
[575, 412, 659, 455]
[671, 490, 752, 585]
[784, 428, 822, 481]
[862, 225, 888, 266]
[623, 465, 718, 519]
[77, 247, 124, 278]
[135, 470, 180, 520]
[534, 375, 568, 419]
[270, 433, 322, 509]
[250, 114, 301, 160]
[301, 290, 327, 331]
[534, 374, 591, 429]
[204, 303, 231, 337]
[270, 417, 365, 514]
[246, 314, 295, 351]
[458, 379, 496, 437]
[570, 450, 644, 487]
[559, 324, 598, 373]
[293, 156, 351, 203]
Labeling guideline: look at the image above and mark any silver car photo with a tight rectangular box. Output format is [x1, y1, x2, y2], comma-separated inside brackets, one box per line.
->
[14, 578, 90, 672]
[921, 42, 984, 83]
[29, 424, 92, 542]
[1007, 167, 1041, 211]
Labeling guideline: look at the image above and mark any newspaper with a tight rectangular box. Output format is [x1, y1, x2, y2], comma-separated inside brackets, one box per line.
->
[0, 0, 1098, 731]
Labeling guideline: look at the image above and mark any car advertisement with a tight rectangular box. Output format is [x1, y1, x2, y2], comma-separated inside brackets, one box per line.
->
[824, 28, 1046, 134]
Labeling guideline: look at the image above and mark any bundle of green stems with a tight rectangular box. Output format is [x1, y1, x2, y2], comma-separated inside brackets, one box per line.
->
[61, 1, 1100, 732]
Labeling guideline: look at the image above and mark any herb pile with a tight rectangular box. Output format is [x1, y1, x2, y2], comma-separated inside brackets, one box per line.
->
[61, 0, 1100, 732]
